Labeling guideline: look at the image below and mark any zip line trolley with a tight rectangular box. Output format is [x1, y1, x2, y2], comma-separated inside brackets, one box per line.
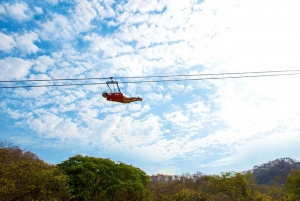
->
[106, 77, 122, 94]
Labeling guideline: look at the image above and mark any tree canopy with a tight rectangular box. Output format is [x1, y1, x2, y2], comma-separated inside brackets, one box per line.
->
[0, 141, 69, 201]
[2, 139, 300, 201]
[57, 154, 150, 201]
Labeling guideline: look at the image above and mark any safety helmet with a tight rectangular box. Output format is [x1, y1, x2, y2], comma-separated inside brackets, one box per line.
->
[102, 91, 108, 98]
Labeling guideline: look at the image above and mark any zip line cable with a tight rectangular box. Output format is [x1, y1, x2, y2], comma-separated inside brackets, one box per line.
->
[1, 71, 300, 89]
[0, 69, 300, 83]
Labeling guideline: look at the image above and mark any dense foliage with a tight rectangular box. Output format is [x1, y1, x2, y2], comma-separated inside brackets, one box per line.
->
[57, 154, 150, 201]
[148, 170, 300, 201]
[0, 141, 69, 201]
[285, 170, 300, 200]
[1, 140, 300, 201]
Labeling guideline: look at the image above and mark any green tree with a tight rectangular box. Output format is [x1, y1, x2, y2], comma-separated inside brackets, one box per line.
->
[0, 141, 69, 201]
[148, 174, 186, 201]
[106, 162, 150, 200]
[208, 172, 257, 201]
[285, 170, 300, 200]
[172, 188, 212, 201]
[57, 154, 150, 201]
[147, 173, 213, 201]
[256, 185, 284, 200]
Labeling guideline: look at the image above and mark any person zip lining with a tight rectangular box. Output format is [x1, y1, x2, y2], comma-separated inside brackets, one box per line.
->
[102, 91, 142, 103]
[102, 77, 143, 103]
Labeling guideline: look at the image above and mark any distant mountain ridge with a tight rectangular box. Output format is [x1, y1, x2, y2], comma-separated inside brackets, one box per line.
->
[247, 157, 300, 185]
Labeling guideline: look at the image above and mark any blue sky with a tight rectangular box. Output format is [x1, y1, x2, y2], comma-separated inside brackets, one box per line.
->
[1, 0, 300, 175]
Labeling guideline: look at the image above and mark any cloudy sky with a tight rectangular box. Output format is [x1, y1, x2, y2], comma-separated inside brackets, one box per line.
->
[1, 0, 300, 175]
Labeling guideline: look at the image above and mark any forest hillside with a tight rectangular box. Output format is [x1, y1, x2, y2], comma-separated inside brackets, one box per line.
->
[249, 157, 300, 185]
[1, 140, 300, 201]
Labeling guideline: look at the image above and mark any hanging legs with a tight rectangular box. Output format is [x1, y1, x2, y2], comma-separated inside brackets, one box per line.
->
[122, 96, 143, 103]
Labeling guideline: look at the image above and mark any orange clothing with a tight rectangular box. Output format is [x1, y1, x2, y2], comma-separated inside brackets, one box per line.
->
[106, 93, 124, 103]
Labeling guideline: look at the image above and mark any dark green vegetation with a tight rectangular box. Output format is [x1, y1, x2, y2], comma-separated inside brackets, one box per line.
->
[57, 155, 149, 200]
[0, 141, 69, 201]
[1, 141, 300, 201]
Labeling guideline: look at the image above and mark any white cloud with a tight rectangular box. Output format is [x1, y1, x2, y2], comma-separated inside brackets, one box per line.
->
[5, 2, 32, 22]
[46, 0, 59, 5]
[145, 92, 163, 103]
[167, 83, 186, 94]
[28, 73, 51, 82]
[213, 76, 300, 132]
[0, 57, 33, 80]
[120, 0, 165, 15]
[0, 32, 16, 51]
[0, 32, 39, 53]
[29, 114, 63, 133]
[164, 111, 189, 126]
[39, 14, 74, 40]
[84, 34, 134, 58]
[16, 32, 39, 54]
[185, 101, 210, 114]
[115, 114, 162, 146]
[1, 105, 32, 120]
[72, 0, 97, 32]
[87, 114, 183, 164]
[91, 0, 115, 20]
[205, 130, 300, 173]
[33, 55, 55, 73]
[34, 6, 43, 14]
[0, 5, 6, 14]
[26, 112, 91, 143]
[13, 87, 48, 98]
[38, 0, 115, 41]
[198, 0, 300, 71]
[106, 20, 118, 26]
[129, 104, 151, 117]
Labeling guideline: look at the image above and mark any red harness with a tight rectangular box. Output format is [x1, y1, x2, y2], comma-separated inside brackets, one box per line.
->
[106, 93, 123, 103]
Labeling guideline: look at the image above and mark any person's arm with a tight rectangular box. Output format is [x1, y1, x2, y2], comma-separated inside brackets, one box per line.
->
[106, 94, 113, 101]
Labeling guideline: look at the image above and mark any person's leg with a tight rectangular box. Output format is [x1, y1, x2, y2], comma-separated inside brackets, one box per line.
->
[123, 96, 142, 103]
